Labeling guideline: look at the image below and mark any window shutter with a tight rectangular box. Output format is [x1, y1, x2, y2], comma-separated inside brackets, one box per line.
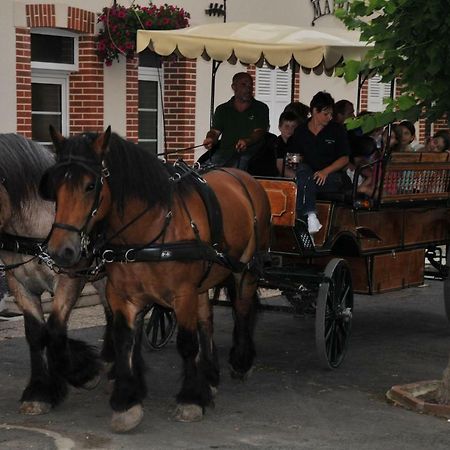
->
[367, 75, 393, 112]
[256, 66, 292, 134]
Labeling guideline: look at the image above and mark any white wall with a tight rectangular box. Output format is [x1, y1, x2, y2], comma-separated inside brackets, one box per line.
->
[300, 73, 358, 110]
[226, 0, 347, 29]
[0, 1, 19, 132]
[103, 55, 127, 136]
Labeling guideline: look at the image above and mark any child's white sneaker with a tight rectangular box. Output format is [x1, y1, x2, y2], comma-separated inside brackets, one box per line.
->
[307, 213, 322, 234]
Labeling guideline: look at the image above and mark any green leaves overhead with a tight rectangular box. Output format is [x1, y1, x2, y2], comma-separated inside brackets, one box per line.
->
[337, 0, 450, 127]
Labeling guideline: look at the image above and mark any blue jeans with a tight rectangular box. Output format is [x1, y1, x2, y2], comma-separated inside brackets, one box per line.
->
[295, 164, 347, 216]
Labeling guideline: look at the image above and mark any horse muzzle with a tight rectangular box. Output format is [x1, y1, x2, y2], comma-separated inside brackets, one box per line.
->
[47, 234, 83, 268]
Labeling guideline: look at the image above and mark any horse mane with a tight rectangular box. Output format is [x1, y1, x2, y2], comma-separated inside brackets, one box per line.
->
[55, 132, 188, 216]
[0, 133, 54, 211]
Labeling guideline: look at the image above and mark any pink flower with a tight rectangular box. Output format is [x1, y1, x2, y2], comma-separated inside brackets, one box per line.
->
[105, 60, 112, 67]
[117, 9, 126, 19]
[145, 20, 153, 27]
[162, 18, 170, 25]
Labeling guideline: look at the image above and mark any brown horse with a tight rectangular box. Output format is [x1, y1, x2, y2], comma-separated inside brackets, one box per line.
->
[0, 133, 111, 416]
[41, 126, 271, 432]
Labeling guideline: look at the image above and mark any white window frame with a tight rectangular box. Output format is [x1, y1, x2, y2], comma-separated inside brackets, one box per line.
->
[138, 67, 164, 154]
[256, 66, 292, 134]
[31, 28, 79, 72]
[31, 70, 69, 145]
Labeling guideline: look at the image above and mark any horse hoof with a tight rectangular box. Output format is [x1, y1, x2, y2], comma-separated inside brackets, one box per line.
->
[229, 364, 254, 381]
[111, 404, 143, 433]
[82, 374, 101, 391]
[173, 404, 203, 422]
[20, 401, 51, 415]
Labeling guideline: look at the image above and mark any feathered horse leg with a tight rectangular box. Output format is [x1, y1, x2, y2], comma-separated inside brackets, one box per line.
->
[108, 288, 146, 433]
[46, 276, 102, 391]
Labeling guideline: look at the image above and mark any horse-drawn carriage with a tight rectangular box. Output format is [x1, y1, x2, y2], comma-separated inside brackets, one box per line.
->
[3, 22, 450, 433]
[141, 142, 450, 369]
[257, 149, 450, 368]
[133, 23, 450, 368]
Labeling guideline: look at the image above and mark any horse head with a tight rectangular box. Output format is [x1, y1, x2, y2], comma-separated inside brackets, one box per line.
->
[43, 125, 113, 267]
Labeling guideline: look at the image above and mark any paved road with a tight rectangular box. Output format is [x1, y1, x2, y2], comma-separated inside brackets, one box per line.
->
[1, 281, 450, 449]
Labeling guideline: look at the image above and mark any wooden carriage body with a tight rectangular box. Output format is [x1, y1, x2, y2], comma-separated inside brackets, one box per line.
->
[258, 151, 450, 295]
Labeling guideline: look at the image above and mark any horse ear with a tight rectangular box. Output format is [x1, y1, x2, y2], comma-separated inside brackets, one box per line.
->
[49, 125, 65, 153]
[93, 126, 112, 158]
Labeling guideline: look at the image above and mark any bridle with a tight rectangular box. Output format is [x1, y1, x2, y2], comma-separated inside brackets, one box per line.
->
[45, 155, 110, 255]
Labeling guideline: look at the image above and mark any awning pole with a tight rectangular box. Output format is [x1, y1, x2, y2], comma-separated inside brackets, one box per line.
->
[356, 72, 362, 115]
[291, 61, 297, 102]
[210, 60, 222, 127]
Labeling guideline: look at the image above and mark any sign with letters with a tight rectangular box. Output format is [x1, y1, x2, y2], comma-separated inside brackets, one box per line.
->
[310, 0, 348, 26]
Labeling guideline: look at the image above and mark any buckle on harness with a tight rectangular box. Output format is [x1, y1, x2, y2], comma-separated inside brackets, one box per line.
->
[102, 249, 114, 263]
[125, 249, 136, 263]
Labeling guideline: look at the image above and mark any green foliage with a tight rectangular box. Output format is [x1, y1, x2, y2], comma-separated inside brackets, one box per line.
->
[336, 0, 450, 127]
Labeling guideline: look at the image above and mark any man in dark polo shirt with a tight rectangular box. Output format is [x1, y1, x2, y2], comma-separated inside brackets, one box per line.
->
[202, 72, 269, 169]
[289, 91, 350, 234]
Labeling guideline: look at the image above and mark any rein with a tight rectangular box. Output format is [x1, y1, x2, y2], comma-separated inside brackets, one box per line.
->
[157, 143, 205, 158]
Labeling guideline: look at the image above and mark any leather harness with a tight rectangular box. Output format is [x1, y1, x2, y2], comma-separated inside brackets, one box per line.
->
[99, 162, 249, 275]
[45, 155, 262, 278]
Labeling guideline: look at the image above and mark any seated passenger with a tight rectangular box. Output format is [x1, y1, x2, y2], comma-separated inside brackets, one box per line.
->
[333, 99, 355, 126]
[283, 101, 310, 126]
[288, 91, 350, 234]
[346, 135, 378, 196]
[423, 130, 450, 153]
[201, 72, 269, 170]
[397, 120, 423, 152]
[381, 124, 402, 153]
[275, 111, 300, 177]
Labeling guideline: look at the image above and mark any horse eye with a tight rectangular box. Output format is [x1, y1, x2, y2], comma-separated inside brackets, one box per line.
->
[86, 182, 96, 192]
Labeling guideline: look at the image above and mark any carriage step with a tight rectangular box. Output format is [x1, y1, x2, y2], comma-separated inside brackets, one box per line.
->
[294, 219, 315, 251]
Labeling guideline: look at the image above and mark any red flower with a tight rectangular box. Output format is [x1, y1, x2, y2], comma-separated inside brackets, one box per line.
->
[96, 2, 190, 66]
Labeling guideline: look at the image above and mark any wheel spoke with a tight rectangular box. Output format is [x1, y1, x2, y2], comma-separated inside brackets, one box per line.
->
[159, 314, 166, 338]
[324, 318, 334, 341]
[326, 322, 336, 361]
[151, 317, 160, 343]
[338, 285, 351, 308]
[337, 320, 349, 339]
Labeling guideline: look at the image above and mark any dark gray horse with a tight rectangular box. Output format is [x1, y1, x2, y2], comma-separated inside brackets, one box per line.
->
[0, 133, 111, 415]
